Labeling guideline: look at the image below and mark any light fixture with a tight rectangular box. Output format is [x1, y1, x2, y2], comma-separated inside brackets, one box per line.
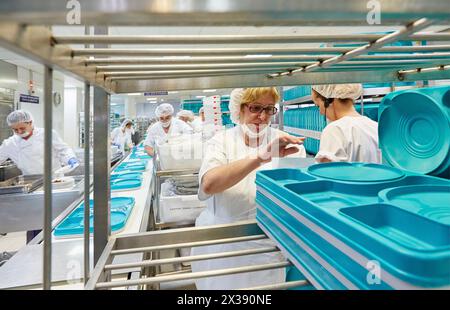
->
[196, 95, 206, 99]
[203, 89, 217, 93]
[168, 91, 179, 94]
[146, 97, 157, 100]
[127, 93, 141, 96]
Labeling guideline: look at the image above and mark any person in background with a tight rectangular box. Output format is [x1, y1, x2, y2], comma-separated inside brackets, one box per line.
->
[311, 84, 381, 163]
[0, 110, 79, 243]
[190, 107, 204, 133]
[176, 109, 195, 126]
[111, 119, 134, 153]
[144, 103, 193, 156]
[191, 87, 306, 290]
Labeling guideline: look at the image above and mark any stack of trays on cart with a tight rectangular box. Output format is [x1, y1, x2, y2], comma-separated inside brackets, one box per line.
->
[255, 162, 450, 289]
[54, 197, 135, 238]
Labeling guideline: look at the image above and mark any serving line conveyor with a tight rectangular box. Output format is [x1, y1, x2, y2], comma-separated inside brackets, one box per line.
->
[0, 0, 449, 290]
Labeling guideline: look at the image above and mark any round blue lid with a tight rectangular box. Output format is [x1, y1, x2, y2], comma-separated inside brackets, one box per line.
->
[379, 91, 450, 175]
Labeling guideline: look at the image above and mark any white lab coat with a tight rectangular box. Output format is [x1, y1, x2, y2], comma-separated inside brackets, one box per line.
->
[190, 117, 203, 133]
[144, 118, 193, 149]
[315, 115, 381, 163]
[191, 126, 306, 290]
[0, 127, 76, 175]
[111, 127, 133, 153]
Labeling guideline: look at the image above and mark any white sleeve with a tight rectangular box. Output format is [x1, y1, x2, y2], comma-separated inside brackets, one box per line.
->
[182, 121, 194, 134]
[52, 130, 76, 165]
[315, 125, 349, 162]
[0, 140, 11, 164]
[110, 128, 119, 143]
[144, 127, 156, 148]
[198, 133, 227, 201]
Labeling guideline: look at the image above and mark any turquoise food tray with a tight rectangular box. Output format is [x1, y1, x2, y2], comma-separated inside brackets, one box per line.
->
[115, 161, 146, 172]
[54, 197, 135, 237]
[378, 86, 450, 178]
[110, 171, 143, 181]
[256, 163, 450, 289]
[111, 178, 142, 191]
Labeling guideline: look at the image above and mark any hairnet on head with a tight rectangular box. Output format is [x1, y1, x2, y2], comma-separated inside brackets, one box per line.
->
[198, 107, 204, 114]
[155, 103, 174, 117]
[229, 88, 245, 124]
[177, 110, 194, 119]
[7, 110, 33, 126]
[311, 84, 363, 100]
[121, 119, 133, 129]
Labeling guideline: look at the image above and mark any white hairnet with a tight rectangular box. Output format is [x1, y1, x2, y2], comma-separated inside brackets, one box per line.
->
[229, 88, 245, 124]
[7, 110, 33, 126]
[311, 84, 363, 100]
[177, 110, 194, 119]
[121, 119, 133, 129]
[198, 107, 204, 114]
[155, 103, 174, 117]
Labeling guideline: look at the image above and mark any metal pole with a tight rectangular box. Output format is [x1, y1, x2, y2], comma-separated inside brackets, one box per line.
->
[72, 45, 450, 57]
[52, 33, 450, 45]
[83, 82, 90, 283]
[278, 87, 284, 131]
[83, 24, 91, 285]
[93, 86, 111, 265]
[43, 65, 53, 290]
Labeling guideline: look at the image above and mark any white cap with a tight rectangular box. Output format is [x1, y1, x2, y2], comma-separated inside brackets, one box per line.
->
[120, 119, 133, 129]
[6, 110, 33, 126]
[229, 88, 245, 124]
[198, 107, 205, 114]
[311, 84, 363, 100]
[177, 110, 194, 119]
[155, 103, 174, 117]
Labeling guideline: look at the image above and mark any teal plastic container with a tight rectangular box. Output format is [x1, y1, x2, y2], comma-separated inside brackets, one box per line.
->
[54, 197, 135, 237]
[256, 163, 450, 289]
[378, 86, 450, 178]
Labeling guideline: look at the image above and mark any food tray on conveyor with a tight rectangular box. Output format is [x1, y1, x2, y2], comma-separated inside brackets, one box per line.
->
[115, 160, 147, 172]
[54, 197, 135, 237]
[255, 162, 450, 289]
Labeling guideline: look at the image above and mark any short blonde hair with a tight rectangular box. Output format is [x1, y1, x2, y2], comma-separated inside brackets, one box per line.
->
[241, 87, 280, 105]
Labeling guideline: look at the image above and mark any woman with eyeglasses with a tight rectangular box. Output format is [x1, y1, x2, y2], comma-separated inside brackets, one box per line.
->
[191, 87, 306, 290]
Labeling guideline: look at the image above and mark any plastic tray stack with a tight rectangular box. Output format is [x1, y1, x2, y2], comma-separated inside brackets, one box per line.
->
[255, 162, 450, 290]
[54, 197, 135, 237]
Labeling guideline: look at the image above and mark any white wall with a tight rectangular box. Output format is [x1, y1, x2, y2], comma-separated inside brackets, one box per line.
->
[14, 67, 65, 137]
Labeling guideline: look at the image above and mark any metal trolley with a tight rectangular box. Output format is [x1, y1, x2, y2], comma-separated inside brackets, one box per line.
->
[0, 1, 449, 289]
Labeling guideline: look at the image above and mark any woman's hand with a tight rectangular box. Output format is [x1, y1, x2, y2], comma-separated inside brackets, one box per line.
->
[258, 134, 305, 163]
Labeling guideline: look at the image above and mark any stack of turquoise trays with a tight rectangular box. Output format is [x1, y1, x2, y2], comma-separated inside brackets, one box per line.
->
[54, 197, 135, 237]
[378, 86, 450, 179]
[256, 162, 450, 289]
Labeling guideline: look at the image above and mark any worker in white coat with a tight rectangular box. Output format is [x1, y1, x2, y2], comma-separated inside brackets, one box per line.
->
[0, 110, 79, 176]
[190, 107, 204, 133]
[0, 110, 79, 243]
[191, 87, 306, 290]
[111, 119, 134, 153]
[144, 103, 193, 156]
[311, 84, 381, 163]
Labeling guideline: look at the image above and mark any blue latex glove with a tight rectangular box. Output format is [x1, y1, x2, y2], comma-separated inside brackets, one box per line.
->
[68, 158, 79, 168]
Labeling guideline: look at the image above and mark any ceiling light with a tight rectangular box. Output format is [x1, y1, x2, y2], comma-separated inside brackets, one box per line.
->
[203, 89, 217, 93]
[146, 97, 157, 100]
[127, 93, 141, 96]
[196, 96, 206, 99]
[168, 91, 179, 94]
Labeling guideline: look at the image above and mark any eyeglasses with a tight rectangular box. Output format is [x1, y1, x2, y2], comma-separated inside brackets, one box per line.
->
[245, 104, 278, 115]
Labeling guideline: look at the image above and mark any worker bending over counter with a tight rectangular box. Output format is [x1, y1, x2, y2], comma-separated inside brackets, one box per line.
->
[111, 119, 135, 153]
[311, 84, 381, 163]
[191, 87, 306, 290]
[0, 110, 79, 176]
[144, 103, 193, 156]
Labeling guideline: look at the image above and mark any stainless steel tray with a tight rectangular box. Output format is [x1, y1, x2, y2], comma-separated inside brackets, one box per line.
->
[0, 175, 43, 195]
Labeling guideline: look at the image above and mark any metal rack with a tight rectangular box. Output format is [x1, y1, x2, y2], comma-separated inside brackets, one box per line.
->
[0, 0, 449, 290]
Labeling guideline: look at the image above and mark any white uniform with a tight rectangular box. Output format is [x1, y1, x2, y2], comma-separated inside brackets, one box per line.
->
[315, 115, 381, 163]
[0, 127, 76, 175]
[191, 126, 306, 290]
[111, 127, 133, 153]
[190, 117, 203, 133]
[144, 118, 193, 149]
